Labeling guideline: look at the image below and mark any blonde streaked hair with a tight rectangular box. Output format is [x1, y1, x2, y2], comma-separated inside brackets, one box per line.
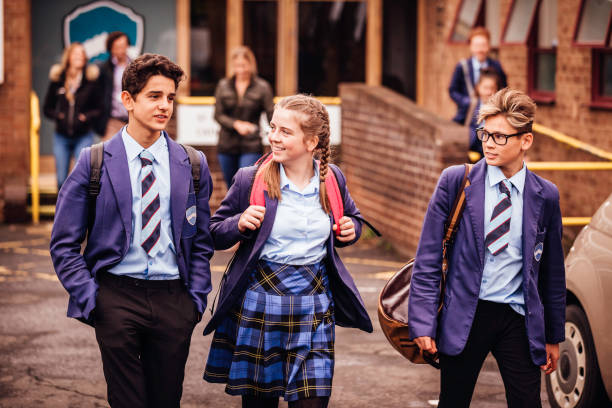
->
[229, 45, 258, 77]
[478, 87, 536, 133]
[60, 42, 87, 72]
[263, 95, 332, 213]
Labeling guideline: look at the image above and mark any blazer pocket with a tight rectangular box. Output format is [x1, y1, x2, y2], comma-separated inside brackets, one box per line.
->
[182, 192, 197, 239]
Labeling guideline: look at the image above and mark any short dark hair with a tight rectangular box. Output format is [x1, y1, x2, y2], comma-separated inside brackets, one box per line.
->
[477, 67, 501, 90]
[122, 53, 185, 96]
[106, 31, 129, 53]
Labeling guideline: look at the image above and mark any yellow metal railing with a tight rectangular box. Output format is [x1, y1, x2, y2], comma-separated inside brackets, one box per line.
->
[527, 125, 612, 227]
[176, 96, 343, 105]
[526, 162, 612, 171]
[533, 123, 612, 161]
[30, 91, 41, 224]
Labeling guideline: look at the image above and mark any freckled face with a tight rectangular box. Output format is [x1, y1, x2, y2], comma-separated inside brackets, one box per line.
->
[267, 108, 318, 165]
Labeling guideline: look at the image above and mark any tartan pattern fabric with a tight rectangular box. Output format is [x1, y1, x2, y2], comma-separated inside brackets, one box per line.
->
[204, 260, 335, 402]
[485, 180, 512, 256]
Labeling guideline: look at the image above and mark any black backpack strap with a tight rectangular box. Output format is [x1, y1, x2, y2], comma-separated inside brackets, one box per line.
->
[328, 165, 382, 237]
[89, 142, 104, 198]
[181, 144, 201, 195]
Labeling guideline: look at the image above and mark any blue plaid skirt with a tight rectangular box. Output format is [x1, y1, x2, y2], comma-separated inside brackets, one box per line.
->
[204, 259, 335, 401]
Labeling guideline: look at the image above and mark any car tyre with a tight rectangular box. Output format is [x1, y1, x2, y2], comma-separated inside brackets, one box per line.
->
[546, 304, 609, 408]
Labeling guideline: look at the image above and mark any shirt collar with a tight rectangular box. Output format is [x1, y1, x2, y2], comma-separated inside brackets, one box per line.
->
[487, 162, 526, 194]
[121, 127, 167, 163]
[279, 160, 320, 195]
[471, 56, 488, 69]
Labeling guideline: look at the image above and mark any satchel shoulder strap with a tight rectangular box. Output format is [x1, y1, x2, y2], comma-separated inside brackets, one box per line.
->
[443, 163, 473, 246]
[460, 59, 476, 98]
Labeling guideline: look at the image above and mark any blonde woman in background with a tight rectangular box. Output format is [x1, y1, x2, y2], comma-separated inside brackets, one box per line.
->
[43, 43, 102, 190]
[214, 46, 274, 188]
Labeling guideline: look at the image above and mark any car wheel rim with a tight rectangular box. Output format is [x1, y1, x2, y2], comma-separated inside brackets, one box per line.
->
[550, 322, 587, 408]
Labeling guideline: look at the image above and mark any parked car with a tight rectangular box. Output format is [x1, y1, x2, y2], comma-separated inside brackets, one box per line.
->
[546, 193, 612, 408]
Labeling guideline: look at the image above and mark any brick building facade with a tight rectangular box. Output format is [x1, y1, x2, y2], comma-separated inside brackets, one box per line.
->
[0, 1, 31, 222]
[419, 0, 612, 152]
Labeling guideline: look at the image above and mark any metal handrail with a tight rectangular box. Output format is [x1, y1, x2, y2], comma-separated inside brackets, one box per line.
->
[176, 96, 343, 105]
[526, 162, 612, 171]
[30, 91, 41, 224]
[533, 123, 612, 162]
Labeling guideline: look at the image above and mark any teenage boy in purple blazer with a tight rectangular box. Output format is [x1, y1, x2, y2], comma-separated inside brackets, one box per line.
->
[50, 54, 214, 408]
[409, 88, 565, 407]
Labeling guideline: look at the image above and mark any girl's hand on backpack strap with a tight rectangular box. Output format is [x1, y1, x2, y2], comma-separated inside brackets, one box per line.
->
[238, 205, 266, 233]
[333, 216, 356, 242]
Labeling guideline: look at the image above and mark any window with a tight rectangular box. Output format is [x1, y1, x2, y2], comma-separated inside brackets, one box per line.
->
[574, 0, 612, 46]
[502, 0, 537, 44]
[382, 0, 417, 99]
[593, 49, 612, 107]
[298, 2, 366, 96]
[244, 1, 277, 92]
[448, 0, 501, 47]
[527, 0, 557, 102]
[190, 0, 226, 96]
[574, 0, 612, 108]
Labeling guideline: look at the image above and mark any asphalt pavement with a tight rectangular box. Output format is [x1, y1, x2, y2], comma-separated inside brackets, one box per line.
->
[0, 222, 551, 407]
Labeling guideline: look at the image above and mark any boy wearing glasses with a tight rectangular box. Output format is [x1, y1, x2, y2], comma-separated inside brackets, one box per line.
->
[409, 88, 565, 407]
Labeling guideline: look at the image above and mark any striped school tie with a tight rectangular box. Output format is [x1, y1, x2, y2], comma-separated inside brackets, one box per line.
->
[139, 150, 161, 257]
[485, 180, 512, 256]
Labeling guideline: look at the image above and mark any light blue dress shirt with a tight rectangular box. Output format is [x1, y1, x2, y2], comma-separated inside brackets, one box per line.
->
[471, 57, 488, 85]
[479, 163, 526, 315]
[108, 127, 179, 280]
[260, 162, 331, 265]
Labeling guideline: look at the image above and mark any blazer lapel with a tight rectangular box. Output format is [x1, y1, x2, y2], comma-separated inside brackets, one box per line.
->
[247, 191, 278, 265]
[464, 161, 486, 269]
[104, 135, 132, 235]
[522, 169, 544, 276]
[168, 136, 191, 246]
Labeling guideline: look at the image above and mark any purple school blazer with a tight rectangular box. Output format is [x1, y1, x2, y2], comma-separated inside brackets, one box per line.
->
[50, 131, 215, 324]
[408, 159, 566, 365]
[203, 164, 374, 335]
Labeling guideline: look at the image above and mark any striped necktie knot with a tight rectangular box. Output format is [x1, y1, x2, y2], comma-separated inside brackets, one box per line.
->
[140, 150, 154, 167]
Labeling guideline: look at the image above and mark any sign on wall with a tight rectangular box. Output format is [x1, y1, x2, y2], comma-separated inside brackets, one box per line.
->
[63, 1, 144, 62]
[176, 103, 342, 146]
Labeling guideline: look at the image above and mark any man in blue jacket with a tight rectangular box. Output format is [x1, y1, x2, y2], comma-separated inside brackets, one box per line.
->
[50, 54, 214, 408]
[449, 27, 507, 126]
[409, 88, 565, 407]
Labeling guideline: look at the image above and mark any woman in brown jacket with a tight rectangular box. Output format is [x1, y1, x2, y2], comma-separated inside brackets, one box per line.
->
[214, 46, 274, 188]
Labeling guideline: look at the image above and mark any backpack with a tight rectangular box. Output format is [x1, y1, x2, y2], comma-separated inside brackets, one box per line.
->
[88, 141, 202, 199]
[248, 152, 380, 237]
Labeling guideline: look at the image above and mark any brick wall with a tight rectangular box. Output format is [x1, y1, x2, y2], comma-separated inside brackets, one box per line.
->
[0, 1, 31, 222]
[421, 0, 612, 152]
[340, 83, 466, 258]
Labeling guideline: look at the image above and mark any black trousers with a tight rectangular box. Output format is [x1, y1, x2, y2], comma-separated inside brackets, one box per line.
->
[438, 300, 542, 408]
[94, 272, 199, 408]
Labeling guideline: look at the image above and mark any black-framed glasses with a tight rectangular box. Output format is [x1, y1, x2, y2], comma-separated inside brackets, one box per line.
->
[476, 128, 527, 146]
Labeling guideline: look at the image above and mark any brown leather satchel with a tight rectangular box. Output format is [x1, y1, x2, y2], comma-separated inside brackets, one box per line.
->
[377, 164, 472, 368]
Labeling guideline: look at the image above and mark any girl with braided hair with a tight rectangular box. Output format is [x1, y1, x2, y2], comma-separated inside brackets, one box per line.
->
[203, 94, 372, 408]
